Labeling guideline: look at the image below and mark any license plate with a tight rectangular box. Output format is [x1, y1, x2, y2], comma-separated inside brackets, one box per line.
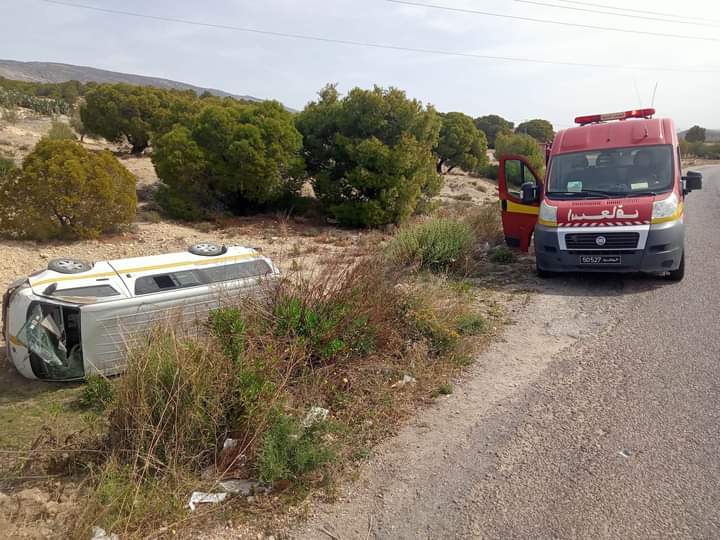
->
[579, 255, 621, 265]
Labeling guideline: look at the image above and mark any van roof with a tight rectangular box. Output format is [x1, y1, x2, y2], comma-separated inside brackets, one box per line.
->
[552, 117, 677, 156]
[27, 246, 269, 302]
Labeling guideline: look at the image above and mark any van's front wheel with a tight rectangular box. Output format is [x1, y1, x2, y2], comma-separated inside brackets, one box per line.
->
[667, 253, 685, 282]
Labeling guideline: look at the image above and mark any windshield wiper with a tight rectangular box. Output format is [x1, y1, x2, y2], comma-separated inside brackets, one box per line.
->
[547, 190, 612, 198]
[623, 191, 657, 198]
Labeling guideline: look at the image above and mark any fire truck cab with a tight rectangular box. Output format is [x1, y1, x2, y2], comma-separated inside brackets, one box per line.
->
[498, 108, 703, 281]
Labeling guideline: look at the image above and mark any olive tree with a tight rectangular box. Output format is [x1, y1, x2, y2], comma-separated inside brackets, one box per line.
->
[152, 100, 304, 220]
[0, 139, 136, 240]
[435, 112, 488, 174]
[296, 84, 441, 227]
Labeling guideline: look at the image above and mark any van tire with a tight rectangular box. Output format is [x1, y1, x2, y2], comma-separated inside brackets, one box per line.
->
[189, 242, 226, 257]
[667, 254, 685, 282]
[48, 258, 91, 274]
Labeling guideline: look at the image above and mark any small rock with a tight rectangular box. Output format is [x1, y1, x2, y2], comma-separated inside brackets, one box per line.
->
[302, 406, 329, 428]
[219, 479, 255, 496]
[391, 374, 417, 388]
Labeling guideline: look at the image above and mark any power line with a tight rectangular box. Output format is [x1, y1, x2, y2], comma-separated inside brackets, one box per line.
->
[35, 0, 720, 74]
[512, 0, 720, 28]
[548, 0, 720, 24]
[385, 0, 720, 42]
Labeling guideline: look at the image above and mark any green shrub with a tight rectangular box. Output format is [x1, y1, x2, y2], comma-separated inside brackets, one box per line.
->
[257, 412, 333, 483]
[0, 139, 136, 240]
[489, 245, 517, 264]
[515, 118, 554, 142]
[479, 163, 499, 180]
[495, 132, 546, 177]
[296, 84, 442, 227]
[474, 115, 514, 148]
[466, 203, 505, 246]
[79, 375, 115, 410]
[210, 306, 246, 360]
[435, 111, 488, 174]
[386, 218, 473, 272]
[456, 313, 486, 335]
[47, 119, 77, 140]
[0, 154, 16, 176]
[431, 383, 453, 398]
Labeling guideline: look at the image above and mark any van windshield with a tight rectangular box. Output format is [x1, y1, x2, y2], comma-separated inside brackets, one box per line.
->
[547, 144, 674, 197]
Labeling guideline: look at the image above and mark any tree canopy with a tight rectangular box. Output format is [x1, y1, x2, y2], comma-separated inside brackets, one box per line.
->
[152, 99, 304, 220]
[474, 114, 514, 148]
[0, 139, 136, 240]
[296, 84, 441, 227]
[434, 112, 488, 174]
[684, 125, 706, 143]
[495, 132, 546, 176]
[515, 118, 554, 142]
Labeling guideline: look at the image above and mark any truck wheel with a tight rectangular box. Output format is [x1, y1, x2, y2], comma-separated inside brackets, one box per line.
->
[667, 254, 685, 282]
[536, 261, 554, 279]
[189, 242, 226, 257]
[48, 258, 91, 274]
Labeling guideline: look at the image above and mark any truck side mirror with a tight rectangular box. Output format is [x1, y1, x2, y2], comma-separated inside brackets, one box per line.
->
[683, 171, 703, 194]
[520, 182, 539, 204]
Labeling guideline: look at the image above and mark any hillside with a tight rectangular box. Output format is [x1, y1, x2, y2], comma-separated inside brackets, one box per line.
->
[0, 58, 262, 102]
[678, 127, 720, 142]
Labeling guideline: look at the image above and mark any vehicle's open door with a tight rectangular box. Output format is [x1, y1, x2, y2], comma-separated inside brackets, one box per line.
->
[498, 155, 543, 252]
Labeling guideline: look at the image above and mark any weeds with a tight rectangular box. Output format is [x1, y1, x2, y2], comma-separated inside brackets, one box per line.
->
[489, 245, 518, 264]
[79, 375, 115, 411]
[387, 218, 473, 272]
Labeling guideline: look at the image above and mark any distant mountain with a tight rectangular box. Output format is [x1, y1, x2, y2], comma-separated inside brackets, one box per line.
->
[0, 59, 263, 103]
[678, 128, 720, 142]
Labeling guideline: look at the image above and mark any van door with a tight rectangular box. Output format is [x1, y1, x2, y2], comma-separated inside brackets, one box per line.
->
[498, 155, 543, 252]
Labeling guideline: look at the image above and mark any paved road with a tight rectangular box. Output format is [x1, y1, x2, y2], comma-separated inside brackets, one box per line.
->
[292, 165, 720, 539]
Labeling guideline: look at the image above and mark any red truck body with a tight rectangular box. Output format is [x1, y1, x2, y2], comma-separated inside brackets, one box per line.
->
[497, 109, 702, 280]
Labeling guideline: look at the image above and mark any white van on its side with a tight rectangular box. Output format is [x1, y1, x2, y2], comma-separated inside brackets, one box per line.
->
[2, 244, 279, 381]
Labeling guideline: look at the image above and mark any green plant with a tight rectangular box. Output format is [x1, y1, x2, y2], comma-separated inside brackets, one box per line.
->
[489, 245, 517, 264]
[210, 306, 246, 360]
[257, 412, 333, 483]
[431, 383, 453, 398]
[479, 163, 499, 180]
[47, 118, 77, 140]
[684, 125, 706, 143]
[296, 84, 441, 227]
[0, 139, 136, 240]
[386, 218, 473, 272]
[153, 100, 304, 220]
[474, 114, 514, 148]
[435, 111, 488, 174]
[456, 313, 486, 335]
[79, 375, 115, 410]
[466, 203, 505, 247]
[515, 118, 554, 142]
[495, 132, 546, 177]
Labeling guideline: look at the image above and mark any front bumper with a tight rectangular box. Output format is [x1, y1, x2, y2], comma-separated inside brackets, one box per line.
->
[534, 221, 684, 273]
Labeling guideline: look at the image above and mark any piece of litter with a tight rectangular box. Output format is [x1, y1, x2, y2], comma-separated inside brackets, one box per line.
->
[219, 479, 255, 496]
[223, 438, 238, 450]
[391, 374, 417, 388]
[188, 491, 228, 511]
[619, 449, 632, 458]
[302, 406, 329, 428]
[91, 526, 119, 540]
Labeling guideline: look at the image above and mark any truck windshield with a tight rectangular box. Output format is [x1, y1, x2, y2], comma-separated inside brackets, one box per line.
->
[547, 144, 674, 197]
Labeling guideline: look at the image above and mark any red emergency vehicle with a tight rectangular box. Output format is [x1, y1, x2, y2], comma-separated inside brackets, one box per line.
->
[498, 108, 703, 281]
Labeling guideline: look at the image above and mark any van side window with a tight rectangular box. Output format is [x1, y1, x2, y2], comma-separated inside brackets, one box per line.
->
[134, 269, 204, 295]
[50, 285, 119, 297]
[205, 260, 272, 284]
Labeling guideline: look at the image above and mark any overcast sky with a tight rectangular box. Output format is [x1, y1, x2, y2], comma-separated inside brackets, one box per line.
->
[2, 0, 719, 130]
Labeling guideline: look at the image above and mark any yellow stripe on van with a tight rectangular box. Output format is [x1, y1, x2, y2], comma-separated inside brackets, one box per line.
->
[9, 334, 23, 347]
[30, 251, 259, 288]
[651, 201, 684, 225]
[505, 200, 540, 216]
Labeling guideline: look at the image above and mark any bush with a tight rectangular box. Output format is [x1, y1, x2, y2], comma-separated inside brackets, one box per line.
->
[479, 163, 499, 180]
[257, 412, 333, 483]
[466, 203, 505, 246]
[435, 111, 488, 174]
[79, 375, 115, 411]
[296, 84, 442, 227]
[495, 132, 546, 177]
[489, 245, 517, 264]
[474, 114, 514, 148]
[47, 118, 77, 140]
[0, 139, 136, 240]
[153, 100, 304, 220]
[387, 218, 473, 272]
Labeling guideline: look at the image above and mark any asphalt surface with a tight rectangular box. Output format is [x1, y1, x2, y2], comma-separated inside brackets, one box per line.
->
[292, 165, 720, 539]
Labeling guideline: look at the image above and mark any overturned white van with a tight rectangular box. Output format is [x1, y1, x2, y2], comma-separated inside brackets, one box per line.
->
[2, 244, 278, 381]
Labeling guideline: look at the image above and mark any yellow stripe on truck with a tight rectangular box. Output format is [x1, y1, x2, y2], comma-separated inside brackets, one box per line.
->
[30, 252, 258, 288]
[505, 200, 540, 215]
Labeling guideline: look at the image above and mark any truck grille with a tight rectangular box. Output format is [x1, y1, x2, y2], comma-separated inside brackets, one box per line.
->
[565, 232, 639, 250]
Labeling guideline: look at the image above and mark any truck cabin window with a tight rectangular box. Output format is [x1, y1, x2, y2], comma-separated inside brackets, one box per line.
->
[547, 145, 674, 197]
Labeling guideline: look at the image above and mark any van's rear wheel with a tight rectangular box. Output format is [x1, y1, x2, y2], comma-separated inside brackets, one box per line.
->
[667, 253, 685, 282]
[189, 242, 225, 257]
[48, 258, 91, 274]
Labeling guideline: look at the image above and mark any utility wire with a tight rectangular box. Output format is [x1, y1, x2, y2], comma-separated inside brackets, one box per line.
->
[548, 0, 720, 24]
[512, 0, 720, 28]
[385, 0, 720, 42]
[35, 0, 720, 74]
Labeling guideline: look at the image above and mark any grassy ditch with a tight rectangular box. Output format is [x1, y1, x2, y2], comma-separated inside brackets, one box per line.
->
[7, 203, 520, 538]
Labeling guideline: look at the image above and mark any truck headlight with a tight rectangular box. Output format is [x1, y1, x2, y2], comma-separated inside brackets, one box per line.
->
[652, 192, 680, 224]
[538, 200, 558, 227]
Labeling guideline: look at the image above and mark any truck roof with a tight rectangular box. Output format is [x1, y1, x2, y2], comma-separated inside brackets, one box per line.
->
[27, 246, 270, 302]
[552, 117, 677, 156]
